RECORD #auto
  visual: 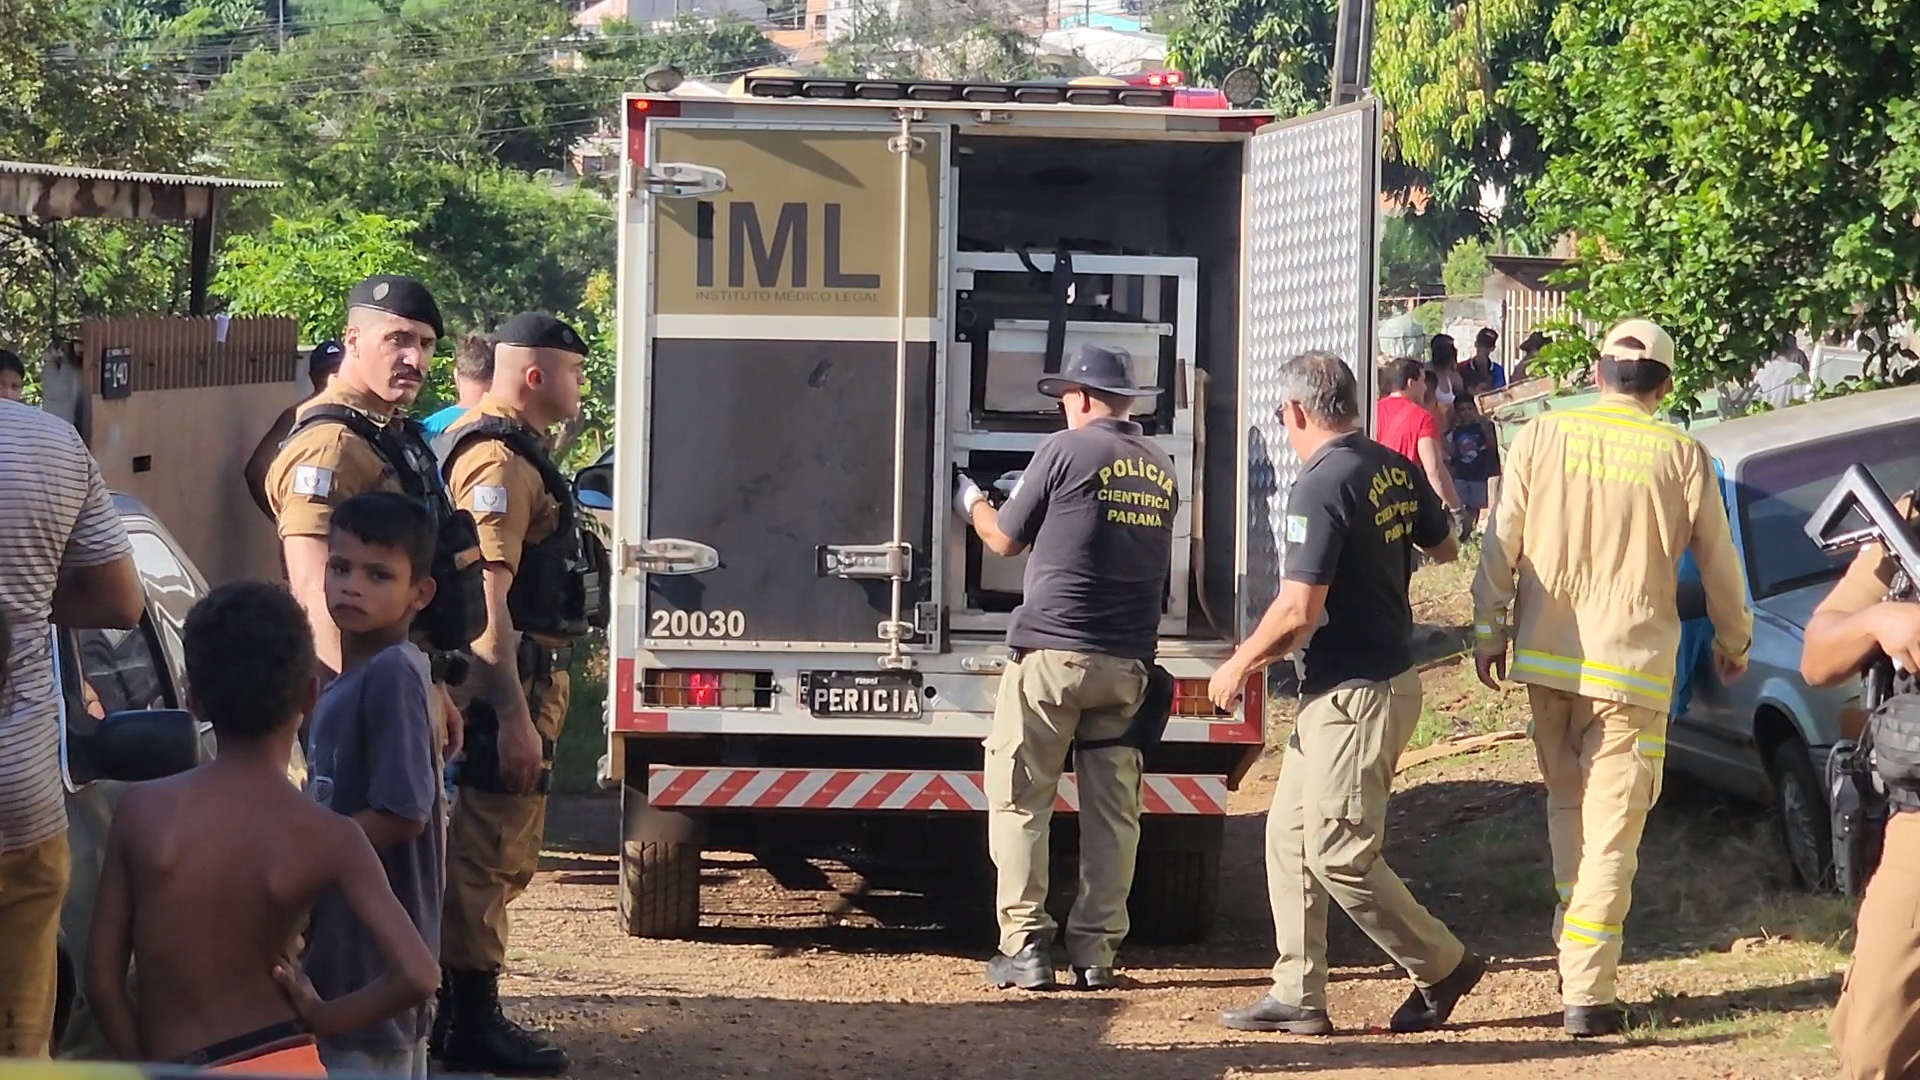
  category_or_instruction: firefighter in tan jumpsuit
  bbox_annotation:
[434,313,590,1076]
[1470,319,1752,1037]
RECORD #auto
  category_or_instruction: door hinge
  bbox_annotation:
[619,538,719,575]
[816,542,913,581]
[640,162,727,198]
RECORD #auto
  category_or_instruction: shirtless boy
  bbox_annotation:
[85,580,438,1072]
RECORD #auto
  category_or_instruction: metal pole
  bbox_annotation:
[188,206,216,316]
[1330,0,1376,105]
[881,110,921,670]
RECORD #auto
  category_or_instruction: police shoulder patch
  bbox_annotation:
[291,465,333,499]
[1284,513,1309,544]
[470,485,509,514]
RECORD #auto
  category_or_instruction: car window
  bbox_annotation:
[127,528,199,671]
[74,620,172,719]
[1738,421,1920,599]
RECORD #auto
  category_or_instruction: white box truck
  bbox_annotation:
[593,73,1384,941]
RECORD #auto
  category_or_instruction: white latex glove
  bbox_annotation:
[992,470,1024,497]
[954,474,986,521]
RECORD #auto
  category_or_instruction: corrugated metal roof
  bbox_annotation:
[0,160,281,190]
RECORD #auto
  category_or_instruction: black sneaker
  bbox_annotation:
[1071,966,1124,991]
[1218,995,1334,1035]
[1564,1003,1628,1038]
[1389,952,1487,1033]
[985,942,1056,991]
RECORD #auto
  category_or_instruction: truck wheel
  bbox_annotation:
[618,757,704,938]
[1771,738,1834,892]
[1127,816,1224,945]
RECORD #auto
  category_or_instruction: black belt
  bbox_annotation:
[518,638,574,674]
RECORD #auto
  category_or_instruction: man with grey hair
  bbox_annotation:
[1210,350,1483,1036]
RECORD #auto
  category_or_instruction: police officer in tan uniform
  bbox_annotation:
[433,313,601,1076]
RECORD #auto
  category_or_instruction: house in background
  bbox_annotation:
[573,0,771,32]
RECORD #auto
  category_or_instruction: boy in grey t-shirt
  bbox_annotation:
[303,492,447,1076]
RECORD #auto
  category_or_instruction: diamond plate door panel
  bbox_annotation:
[1237,99,1383,638]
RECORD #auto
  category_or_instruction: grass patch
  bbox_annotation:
[553,634,609,794]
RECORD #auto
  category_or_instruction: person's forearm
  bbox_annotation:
[1803,606,1890,687]
[285,539,342,678]
[351,809,425,849]
[474,570,530,724]
[967,503,1025,557]
[305,971,439,1039]
[51,559,143,629]
[1233,596,1313,673]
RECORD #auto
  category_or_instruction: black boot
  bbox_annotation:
[440,968,570,1076]
[427,975,455,1060]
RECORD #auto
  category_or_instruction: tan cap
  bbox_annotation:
[1601,319,1676,366]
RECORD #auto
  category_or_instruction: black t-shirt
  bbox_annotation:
[1283,432,1450,694]
[997,417,1178,662]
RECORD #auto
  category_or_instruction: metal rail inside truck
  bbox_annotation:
[597,73,1385,941]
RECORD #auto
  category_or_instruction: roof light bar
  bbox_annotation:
[740,76,1176,108]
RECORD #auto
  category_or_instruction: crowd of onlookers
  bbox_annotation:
[1373,327,1520,540]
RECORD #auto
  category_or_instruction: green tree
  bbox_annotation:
[1441,236,1490,296]
[213,211,429,341]
[584,15,782,81]
[824,0,1046,82]
[1164,0,1332,117]
[1380,212,1445,297]
[1516,0,1920,400]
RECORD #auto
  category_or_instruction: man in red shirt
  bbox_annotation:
[1374,358,1464,527]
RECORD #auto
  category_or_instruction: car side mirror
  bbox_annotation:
[71,709,202,785]
[575,462,614,511]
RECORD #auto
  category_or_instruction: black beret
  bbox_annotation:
[308,340,344,375]
[490,312,587,356]
[346,275,443,338]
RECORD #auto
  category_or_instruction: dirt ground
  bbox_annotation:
[504,557,1849,1079]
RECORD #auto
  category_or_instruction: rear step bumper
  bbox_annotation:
[648,766,1229,814]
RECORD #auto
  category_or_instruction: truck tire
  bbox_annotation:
[1127,817,1224,945]
[618,755,704,939]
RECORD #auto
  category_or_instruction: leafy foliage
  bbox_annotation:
[585,15,783,81]
[824,0,1048,82]
[1441,236,1491,296]
[1517,0,1920,401]
[1380,212,1445,297]
[213,211,429,342]
[1165,0,1332,117]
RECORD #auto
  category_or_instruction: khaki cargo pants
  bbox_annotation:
[1528,686,1665,1006]
[986,649,1148,967]
[1831,810,1920,1079]
[0,831,68,1058]
[1269,669,1465,1009]
[443,667,570,971]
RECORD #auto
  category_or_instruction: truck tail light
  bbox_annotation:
[626,97,681,167]
[1171,678,1231,718]
[642,669,773,708]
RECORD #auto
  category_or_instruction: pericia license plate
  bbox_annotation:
[802,670,924,719]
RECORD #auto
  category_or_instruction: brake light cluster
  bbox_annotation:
[641,669,773,709]
[1171,678,1231,718]
[625,97,682,167]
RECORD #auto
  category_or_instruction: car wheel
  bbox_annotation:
[1772,738,1834,891]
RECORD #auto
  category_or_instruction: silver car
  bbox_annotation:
[1674,386,1920,890]
[51,494,214,1057]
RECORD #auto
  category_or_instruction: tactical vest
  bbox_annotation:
[433,415,610,640]
[1866,491,1920,812]
[286,405,488,654]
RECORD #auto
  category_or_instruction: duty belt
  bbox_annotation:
[517,637,574,676]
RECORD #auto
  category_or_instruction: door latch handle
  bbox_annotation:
[620,538,719,575]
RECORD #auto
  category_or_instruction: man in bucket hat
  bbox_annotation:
[955,343,1178,993]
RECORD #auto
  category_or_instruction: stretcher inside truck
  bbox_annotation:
[600,77,1382,942]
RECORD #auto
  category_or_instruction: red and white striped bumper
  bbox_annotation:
[647,766,1230,815]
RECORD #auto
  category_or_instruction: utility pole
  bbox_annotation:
[1330,0,1374,105]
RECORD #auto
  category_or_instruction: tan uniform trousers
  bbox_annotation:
[1269,669,1464,1010]
[0,831,69,1058]
[1832,810,1920,1080]
[985,649,1148,967]
[443,667,570,971]
[1528,686,1665,1006]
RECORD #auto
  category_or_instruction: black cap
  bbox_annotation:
[490,312,588,356]
[0,347,20,372]
[346,275,443,338]
[308,340,344,376]
[1037,343,1159,400]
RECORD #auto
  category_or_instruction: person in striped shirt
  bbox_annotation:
[0,396,144,1058]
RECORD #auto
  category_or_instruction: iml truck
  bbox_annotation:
[592,71,1384,940]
